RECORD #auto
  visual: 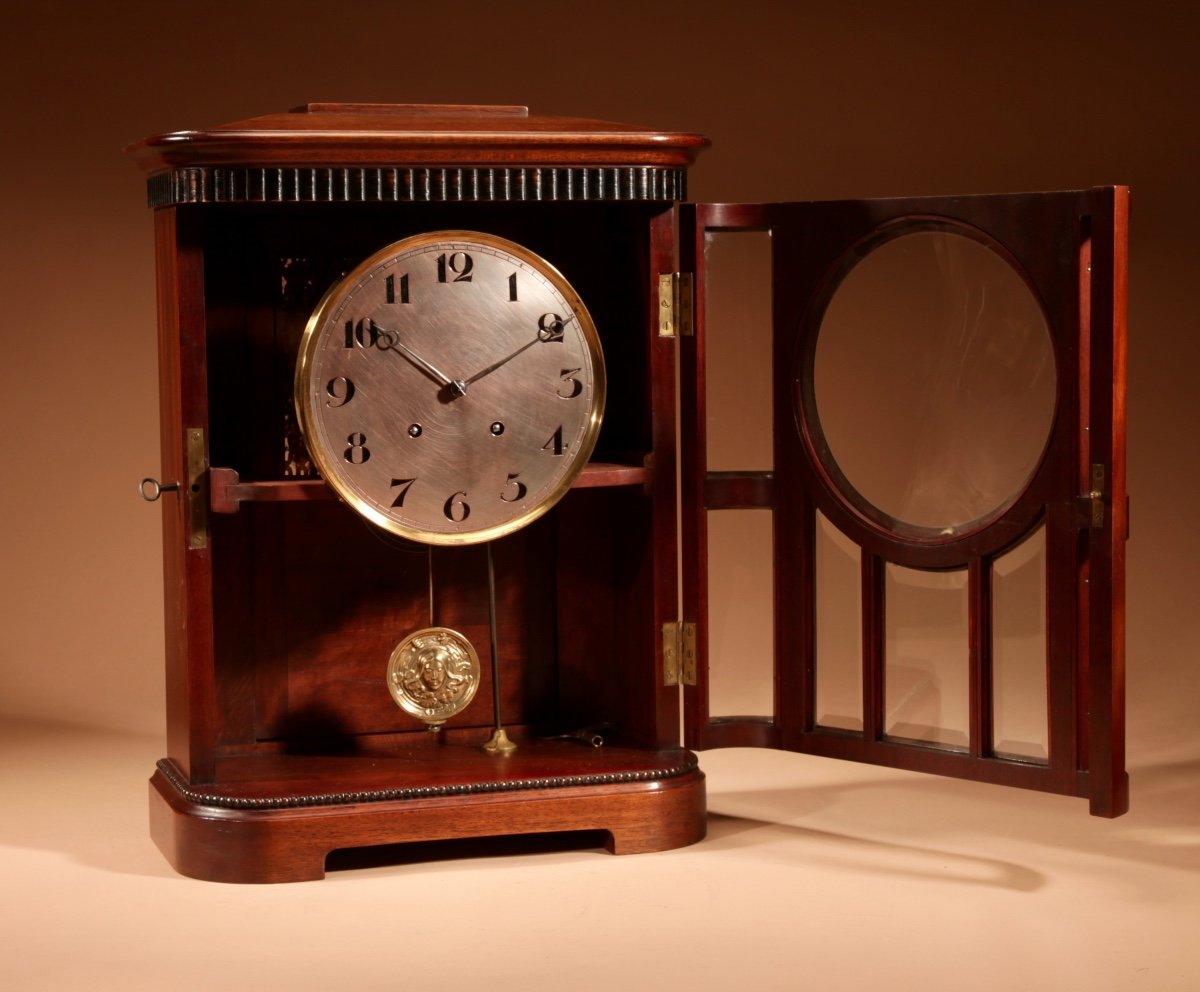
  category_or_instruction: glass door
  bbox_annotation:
[680,190,1128,816]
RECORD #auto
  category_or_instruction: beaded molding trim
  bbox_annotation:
[155,753,699,811]
[147,166,687,208]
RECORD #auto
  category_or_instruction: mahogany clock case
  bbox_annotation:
[198,201,677,751]
[130,105,1127,883]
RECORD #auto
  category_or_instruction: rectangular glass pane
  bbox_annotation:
[885,564,968,749]
[815,511,862,731]
[706,509,774,717]
[702,230,773,472]
[992,527,1049,762]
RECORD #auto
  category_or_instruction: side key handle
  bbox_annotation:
[140,478,181,502]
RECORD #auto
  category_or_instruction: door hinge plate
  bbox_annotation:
[657,272,694,338]
[663,621,697,686]
[1076,462,1106,529]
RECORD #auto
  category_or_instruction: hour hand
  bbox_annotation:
[372,320,466,395]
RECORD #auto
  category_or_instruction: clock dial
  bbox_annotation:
[295,231,606,545]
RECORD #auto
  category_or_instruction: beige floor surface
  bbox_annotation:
[1,719,1196,992]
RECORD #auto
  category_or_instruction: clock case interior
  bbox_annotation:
[205,200,672,753]
[129,105,1127,883]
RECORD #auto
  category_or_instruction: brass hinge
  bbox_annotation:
[1077,463,1106,529]
[185,427,209,549]
[657,272,694,338]
[663,621,697,686]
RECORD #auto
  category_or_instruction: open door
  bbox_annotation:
[679,190,1127,816]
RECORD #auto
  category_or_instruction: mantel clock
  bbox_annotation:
[129,104,1128,883]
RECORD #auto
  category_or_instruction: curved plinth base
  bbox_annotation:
[149,747,706,883]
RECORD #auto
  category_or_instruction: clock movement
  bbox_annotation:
[130,104,1127,883]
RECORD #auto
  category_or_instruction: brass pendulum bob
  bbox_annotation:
[386,546,480,731]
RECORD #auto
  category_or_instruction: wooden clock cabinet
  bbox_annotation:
[129,104,1127,883]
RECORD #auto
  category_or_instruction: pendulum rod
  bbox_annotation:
[427,545,435,627]
[482,541,517,755]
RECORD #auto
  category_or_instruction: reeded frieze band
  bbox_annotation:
[155,754,699,810]
[147,165,688,207]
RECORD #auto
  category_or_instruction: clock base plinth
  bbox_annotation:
[148,746,706,883]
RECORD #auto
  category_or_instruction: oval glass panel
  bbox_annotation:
[813,230,1056,535]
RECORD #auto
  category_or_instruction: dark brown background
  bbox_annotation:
[1,0,1194,773]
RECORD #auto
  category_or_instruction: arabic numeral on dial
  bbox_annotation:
[542,426,564,456]
[443,491,470,522]
[325,376,355,407]
[390,477,416,507]
[436,252,473,283]
[385,273,409,304]
[537,313,564,342]
[501,473,527,503]
[557,368,583,399]
[344,432,370,464]
[508,272,518,301]
[343,318,379,348]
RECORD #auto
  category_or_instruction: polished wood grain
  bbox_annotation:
[208,462,651,513]
[127,103,709,173]
[136,106,705,881]
[1083,186,1130,817]
[150,745,705,883]
[154,207,217,783]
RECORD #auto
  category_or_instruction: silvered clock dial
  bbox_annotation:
[295,231,606,545]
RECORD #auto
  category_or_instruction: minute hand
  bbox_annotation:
[464,314,577,387]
